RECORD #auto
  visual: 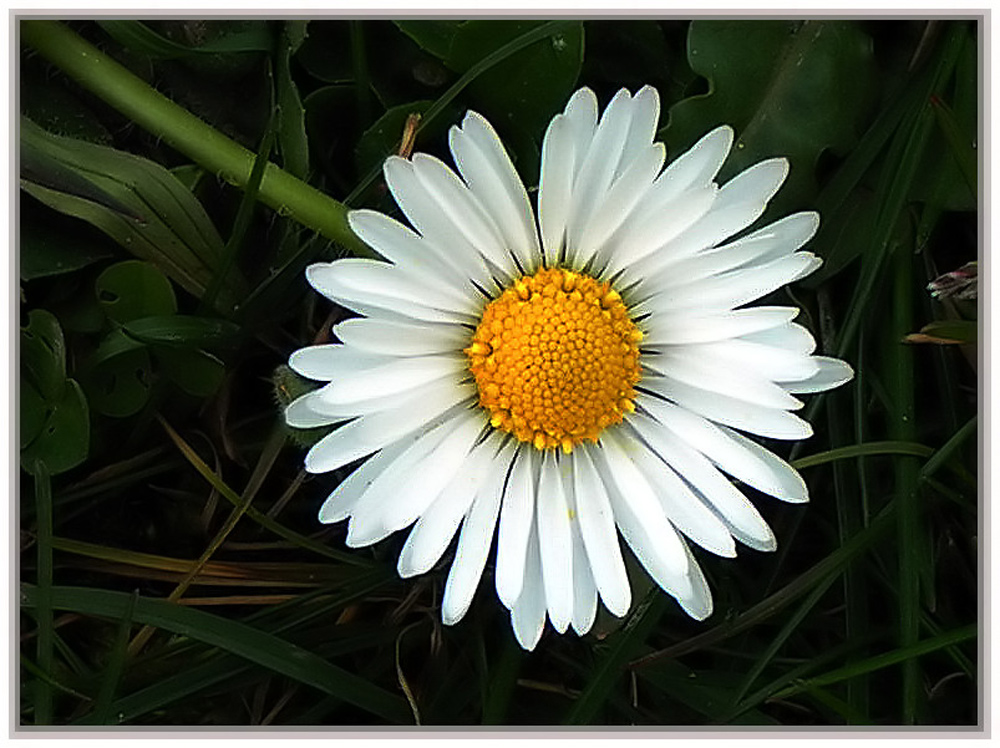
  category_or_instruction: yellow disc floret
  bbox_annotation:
[465,267,642,453]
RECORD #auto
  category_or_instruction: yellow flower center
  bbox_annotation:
[465,267,642,453]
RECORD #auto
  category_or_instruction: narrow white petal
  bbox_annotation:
[396,434,501,577]
[575,143,665,267]
[536,453,574,634]
[704,211,821,270]
[306,261,474,326]
[614,430,737,558]
[288,344,388,382]
[538,114,575,264]
[629,412,776,552]
[285,390,349,428]
[304,385,471,474]
[317,430,424,524]
[676,544,714,621]
[310,377,473,419]
[382,156,498,292]
[640,397,808,502]
[441,443,514,626]
[598,433,689,579]
[347,209,475,293]
[321,355,466,407]
[573,447,631,617]
[333,317,470,357]
[569,524,599,636]
[411,152,516,279]
[673,338,821,384]
[495,448,537,607]
[715,157,789,214]
[644,349,804,411]
[641,307,800,346]
[345,411,483,547]
[743,322,818,355]
[450,112,541,272]
[650,125,734,205]
[510,523,547,650]
[780,356,855,393]
[562,87,599,179]
[617,85,660,175]
[565,88,634,265]
[641,376,813,440]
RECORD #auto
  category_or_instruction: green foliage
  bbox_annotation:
[18,18,978,729]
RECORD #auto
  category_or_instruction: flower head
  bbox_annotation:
[286,85,853,650]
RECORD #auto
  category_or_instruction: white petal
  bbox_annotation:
[629,412,776,552]
[614,430,737,558]
[345,410,483,546]
[641,307,799,346]
[715,157,789,213]
[641,376,813,440]
[396,434,500,577]
[569,524,599,636]
[780,356,855,393]
[651,125,734,205]
[704,211,821,270]
[285,390,349,428]
[573,446,631,617]
[411,152,516,279]
[289,344,388,382]
[306,261,475,326]
[617,85,661,175]
[495,448,537,607]
[450,111,541,272]
[644,349,805,411]
[565,88,634,265]
[382,156,498,292]
[575,143,665,267]
[317,430,424,524]
[333,317,469,357]
[441,442,514,626]
[676,543,714,620]
[303,385,471,474]
[598,433,690,579]
[347,209,475,294]
[743,322,818,355]
[536,453,574,634]
[675,338,821,384]
[509,523,547,650]
[562,87,599,180]
[538,114,575,264]
[320,355,466,407]
[640,397,808,502]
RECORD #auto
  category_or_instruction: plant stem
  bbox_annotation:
[20,20,368,256]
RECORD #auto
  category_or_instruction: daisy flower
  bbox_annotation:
[286,85,854,650]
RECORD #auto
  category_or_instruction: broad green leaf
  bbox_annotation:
[20,118,241,309]
[21,584,413,724]
[97,20,273,59]
[355,100,438,179]
[19,214,112,281]
[446,20,584,140]
[664,20,877,212]
[395,20,462,60]
[20,379,90,475]
[276,22,310,179]
[95,260,178,324]
[123,315,240,348]
[20,379,48,447]
[20,63,111,145]
[21,309,67,402]
[82,347,153,418]
[295,21,352,83]
[155,347,225,397]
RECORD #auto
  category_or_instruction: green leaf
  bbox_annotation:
[20,118,241,309]
[21,309,67,402]
[20,380,48,452]
[21,585,413,724]
[97,20,273,59]
[295,22,353,83]
[82,347,153,418]
[155,347,225,397]
[95,260,178,324]
[123,315,240,348]
[395,20,462,60]
[908,319,977,345]
[19,213,112,281]
[665,20,876,211]
[446,20,584,140]
[355,100,435,179]
[276,22,310,179]
[20,379,90,475]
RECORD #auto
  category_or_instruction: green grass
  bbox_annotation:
[18,18,979,727]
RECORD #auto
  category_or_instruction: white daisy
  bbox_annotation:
[286,85,854,650]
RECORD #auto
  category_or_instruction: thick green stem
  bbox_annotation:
[21,20,368,256]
